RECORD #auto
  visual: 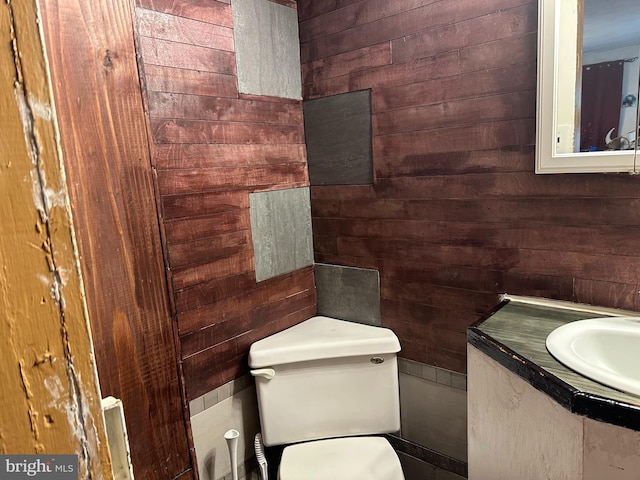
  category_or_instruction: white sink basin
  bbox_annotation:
[546,317,640,398]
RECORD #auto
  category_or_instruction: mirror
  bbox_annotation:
[536,0,640,173]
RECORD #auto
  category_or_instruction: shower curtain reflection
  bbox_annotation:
[580,60,624,151]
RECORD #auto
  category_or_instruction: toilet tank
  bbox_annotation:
[249,316,401,446]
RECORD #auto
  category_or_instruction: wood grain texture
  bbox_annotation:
[178,267,315,335]
[162,190,248,219]
[303,33,537,99]
[157,164,307,194]
[137,8,234,52]
[136,0,233,27]
[151,119,304,145]
[185,303,316,398]
[390,3,537,64]
[154,143,306,169]
[373,62,537,112]
[165,210,250,245]
[135,1,315,400]
[180,287,316,356]
[302,43,392,85]
[38,0,193,478]
[300,0,640,374]
[302,0,532,61]
[139,36,236,74]
[149,92,304,124]
[0,1,110,472]
[144,64,238,98]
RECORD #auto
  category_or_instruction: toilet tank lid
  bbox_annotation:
[249,316,401,368]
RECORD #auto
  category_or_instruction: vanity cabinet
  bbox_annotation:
[467,297,640,479]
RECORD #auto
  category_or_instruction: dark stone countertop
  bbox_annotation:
[468,297,640,431]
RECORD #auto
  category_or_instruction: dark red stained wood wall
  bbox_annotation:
[39,0,194,478]
[135,0,316,401]
[299,0,640,373]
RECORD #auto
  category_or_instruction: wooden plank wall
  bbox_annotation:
[38,0,194,478]
[134,0,316,401]
[299,0,640,373]
[39,0,194,479]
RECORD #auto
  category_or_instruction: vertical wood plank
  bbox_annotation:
[38,0,193,478]
[0,1,111,475]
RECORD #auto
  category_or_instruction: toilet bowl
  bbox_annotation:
[279,436,404,480]
[249,316,405,479]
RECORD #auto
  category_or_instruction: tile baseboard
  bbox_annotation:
[386,433,468,479]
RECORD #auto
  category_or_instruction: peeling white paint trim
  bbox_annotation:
[7,1,104,476]
[28,92,52,121]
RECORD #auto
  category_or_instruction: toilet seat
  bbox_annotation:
[278,436,405,480]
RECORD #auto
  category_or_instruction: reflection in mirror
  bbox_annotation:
[576,0,640,153]
[536,0,640,173]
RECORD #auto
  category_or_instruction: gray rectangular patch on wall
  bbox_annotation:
[304,90,373,185]
[232,0,302,99]
[250,187,313,282]
[315,263,381,326]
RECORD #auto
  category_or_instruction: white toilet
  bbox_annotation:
[249,316,405,480]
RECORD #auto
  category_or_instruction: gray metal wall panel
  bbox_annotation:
[315,263,381,326]
[232,0,302,99]
[250,187,313,282]
[304,90,373,185]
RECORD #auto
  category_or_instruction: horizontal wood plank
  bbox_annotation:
[154,143,306,169]
[148,92,303,125]
[164,210,250,245]
[151,119,304,144]
[373,91,536,136]
[573,279,640,311]
[372,172,640,199]
[373,62,537,113]
[312,195,640,226]
[180,289,316,356]
[169,230,251,268]
[172,251,255,291]
[139,36,236,74]
[184,304,316,399]
[314,218,640,257]
[137,8,234,52]
[297,0,363,22]
[135,0,233,27]
[373,119,535,158]
[390,3,537,64]
[157,164,308,194]
[382,278,498,315]
[374,146,534,177]
[162,190,248,219]
[304,33,537,99]
[178,267,315,334]
[144,64,238,98]
[306,0,532,59]
[299,0,433,43]
[302,43,392,84]
[176,271,257,314]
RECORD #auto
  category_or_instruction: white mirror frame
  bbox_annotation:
[536,0,637,174]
